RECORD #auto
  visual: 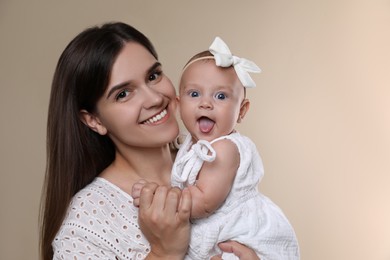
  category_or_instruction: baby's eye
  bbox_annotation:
[189,91,200,98]
[216,92,226,100]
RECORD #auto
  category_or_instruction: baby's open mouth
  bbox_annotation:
[198,116,215,133]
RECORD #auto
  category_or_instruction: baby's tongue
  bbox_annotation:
[198,117,215,133]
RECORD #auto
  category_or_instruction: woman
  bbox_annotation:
[40,22,259,259]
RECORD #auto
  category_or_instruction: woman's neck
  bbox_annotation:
[99,144,173,194]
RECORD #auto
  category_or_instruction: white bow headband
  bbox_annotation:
[183,37,261,88]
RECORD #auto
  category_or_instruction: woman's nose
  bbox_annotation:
[142,86,164,109]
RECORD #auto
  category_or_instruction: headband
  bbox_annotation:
[183,37,261,88]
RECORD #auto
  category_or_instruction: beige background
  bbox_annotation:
[1,1,389,259]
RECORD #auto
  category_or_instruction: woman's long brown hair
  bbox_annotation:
[39,22,158,260]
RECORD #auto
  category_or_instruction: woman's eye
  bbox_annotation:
[116,90,129,101]
[190,91,200,98]
[216,93,226,100]
[149,71,162,81]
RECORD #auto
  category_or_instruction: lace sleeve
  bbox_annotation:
[53,179,151,259]
[52,224,118,260]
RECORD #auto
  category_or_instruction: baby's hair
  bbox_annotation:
[182,50,213,69]
[180,50,247,98]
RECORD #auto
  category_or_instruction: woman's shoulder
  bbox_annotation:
[54,178,149,258]
[74,177,132,201]
[64,177,137,223]
[58,177,141,237]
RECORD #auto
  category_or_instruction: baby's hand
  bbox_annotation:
[131,179,148,207]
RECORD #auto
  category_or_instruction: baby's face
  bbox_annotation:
[178,60,246,142]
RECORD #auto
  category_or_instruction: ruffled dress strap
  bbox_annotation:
[171,134,216,188]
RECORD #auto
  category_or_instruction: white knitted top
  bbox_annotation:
[53,177,150,260]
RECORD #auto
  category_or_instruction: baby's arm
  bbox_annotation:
[132,139,239,218]
[188,139,239,218]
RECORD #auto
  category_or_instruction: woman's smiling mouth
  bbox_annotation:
[142,109,168,125]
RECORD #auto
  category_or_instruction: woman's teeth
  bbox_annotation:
[143,109,167,124]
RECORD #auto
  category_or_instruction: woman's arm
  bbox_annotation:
[187,139,239,218]
[138,182,192,260]
[53,230,121,259]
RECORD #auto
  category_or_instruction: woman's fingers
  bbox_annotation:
[217,241,260,260]
[138,182,158,211]
[178,188,192,221]
[139,184,191,220]
[131,179,148,207]
[137,184,191,258]
[164,187,181,218]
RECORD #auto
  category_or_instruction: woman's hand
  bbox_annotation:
[131,179,147,207]
[138,182,192,259]
[211,241,260,260]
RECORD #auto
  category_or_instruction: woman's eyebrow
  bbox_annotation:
[106,62,162,99]
[148,62,162,74]
[106,81,130,99]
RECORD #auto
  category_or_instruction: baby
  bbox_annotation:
[136,37,300,260]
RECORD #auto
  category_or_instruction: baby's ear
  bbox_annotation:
[79,109,108,135]
[237,99,250,123]
[176,96,181,112]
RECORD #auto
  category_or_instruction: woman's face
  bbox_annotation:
[94,42,179,149]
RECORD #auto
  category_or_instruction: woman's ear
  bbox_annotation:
[237,99,250,123]
[79,109,108,135]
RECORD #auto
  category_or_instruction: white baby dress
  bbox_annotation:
[171,132,300,260]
